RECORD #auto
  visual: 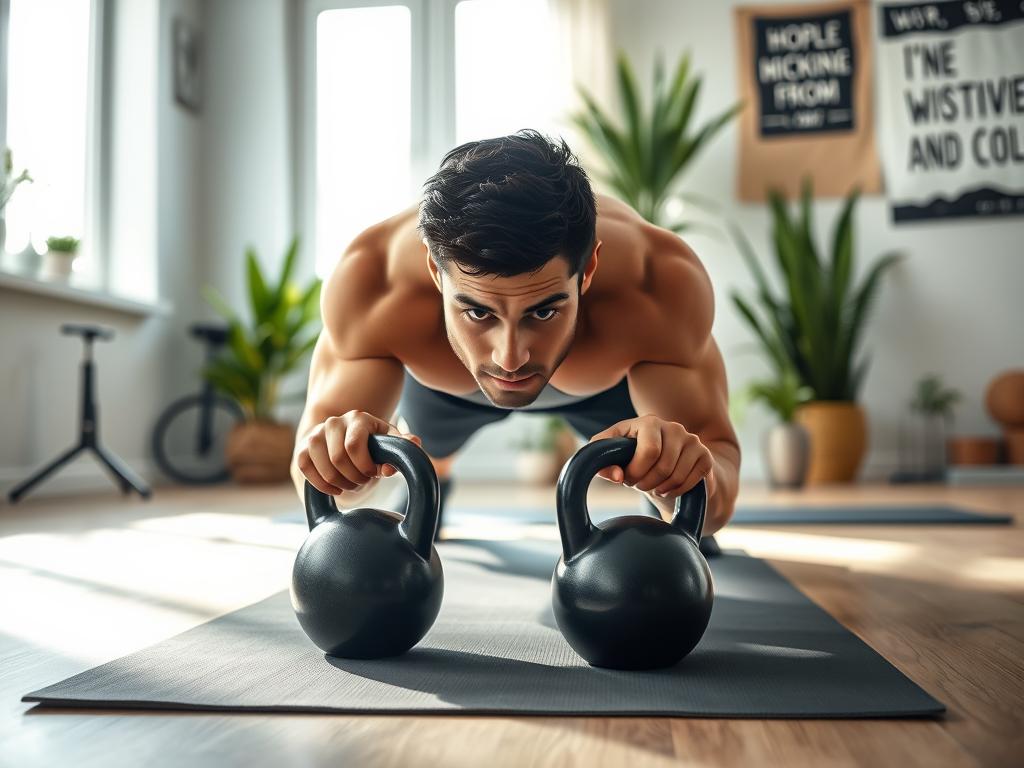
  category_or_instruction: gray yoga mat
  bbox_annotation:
[23,539,944,718]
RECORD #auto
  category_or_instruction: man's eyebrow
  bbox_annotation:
[453,292,570,314]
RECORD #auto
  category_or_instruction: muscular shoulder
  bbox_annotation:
[630,230,715,367]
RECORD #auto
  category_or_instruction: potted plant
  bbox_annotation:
[1,148,34,267]
[202,236,322,484]
[729,179,903,484]
[732,366,814,488]
[570,49,740,233]
[512,416,574,485]
[42,236,80,281]
[892,374,961,482]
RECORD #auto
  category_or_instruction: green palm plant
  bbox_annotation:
[201,236,322,422]
[729,179,903,402]
[570,49,741,231]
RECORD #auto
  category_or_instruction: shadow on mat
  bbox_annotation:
[321,623,847,705]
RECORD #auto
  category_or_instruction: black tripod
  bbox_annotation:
[7,324,152,503]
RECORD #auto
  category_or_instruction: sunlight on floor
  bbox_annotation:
[715,529,919,568]
[958,556,1024,589]
[0,513,303,660]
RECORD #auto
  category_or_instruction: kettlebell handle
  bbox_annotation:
[302,434,440,560]
[555,436,707,560]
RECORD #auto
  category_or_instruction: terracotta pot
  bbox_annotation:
[793,401,867,484]
[1003,430,1024,465]
[946,436,1002,465]
[985,370,1024,428]
[225,420,296,483]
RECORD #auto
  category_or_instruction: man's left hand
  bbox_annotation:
[589,414,717,500]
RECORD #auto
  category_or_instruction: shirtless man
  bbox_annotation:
[291,130,740,548]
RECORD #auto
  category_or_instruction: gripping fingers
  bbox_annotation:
[655,444,713,497]
[304,438,360,494]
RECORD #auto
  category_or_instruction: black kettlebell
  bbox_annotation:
[290,434,444,659]
[551,436,714,670]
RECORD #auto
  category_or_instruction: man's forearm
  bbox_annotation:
[644,440,740,535]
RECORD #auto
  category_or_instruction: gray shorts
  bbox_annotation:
[396,369,639,459]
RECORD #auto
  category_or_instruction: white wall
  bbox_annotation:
[599,0,1023,481]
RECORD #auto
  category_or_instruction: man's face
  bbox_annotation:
[425,239,601,408]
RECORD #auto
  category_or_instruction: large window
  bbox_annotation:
[307,0,563,279]
[1,0,99,286]
[454,0,558,145]
[314,4,412,278]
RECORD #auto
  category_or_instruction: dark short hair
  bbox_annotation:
[417,129,597,287]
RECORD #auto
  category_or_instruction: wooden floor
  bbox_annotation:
[1,478,1022,767]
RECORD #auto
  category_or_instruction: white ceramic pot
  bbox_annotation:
[516,451,561,486]
[762,422,810,488]
[41,250,76,280]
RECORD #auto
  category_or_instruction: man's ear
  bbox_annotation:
[424,240,443,293]
[579,239,602,295]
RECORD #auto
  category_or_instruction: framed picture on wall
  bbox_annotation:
[173,17,201,114]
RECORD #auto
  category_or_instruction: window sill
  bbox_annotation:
[0,267,173,318]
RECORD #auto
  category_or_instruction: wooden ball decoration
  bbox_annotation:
[985,370,1024,428]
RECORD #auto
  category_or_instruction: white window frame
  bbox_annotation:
[0,0,108,292]
[296,0,458,276]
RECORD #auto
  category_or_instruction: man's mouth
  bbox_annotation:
[487,373,538,390]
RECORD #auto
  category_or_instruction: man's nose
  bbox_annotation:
[491,327,529,374]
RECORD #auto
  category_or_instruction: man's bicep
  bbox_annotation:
[627,336,737,445]
[298,329,405,438]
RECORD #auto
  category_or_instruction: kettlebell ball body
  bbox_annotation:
[290,434,444,659]
[552,437,714,670]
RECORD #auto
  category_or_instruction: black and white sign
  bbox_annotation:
[878,0,1024,222]
[753,10,857,136]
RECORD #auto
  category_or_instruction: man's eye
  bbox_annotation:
[532,308,558,321]
[465,308,491,321]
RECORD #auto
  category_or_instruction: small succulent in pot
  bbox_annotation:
[41,235,81,280]
[46,235,80,254]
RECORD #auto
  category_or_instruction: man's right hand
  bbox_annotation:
[294,410,422,496]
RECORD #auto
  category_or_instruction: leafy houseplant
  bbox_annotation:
[570,49,740,233]
[202,236,322,483]
[730,179,904,483]
[41,235,81,281]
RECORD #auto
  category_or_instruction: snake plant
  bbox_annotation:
[201,236,322,422]
[729,180,903,402]
[570,49,740,231]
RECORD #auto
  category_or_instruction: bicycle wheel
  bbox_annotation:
[152,393,245,484]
